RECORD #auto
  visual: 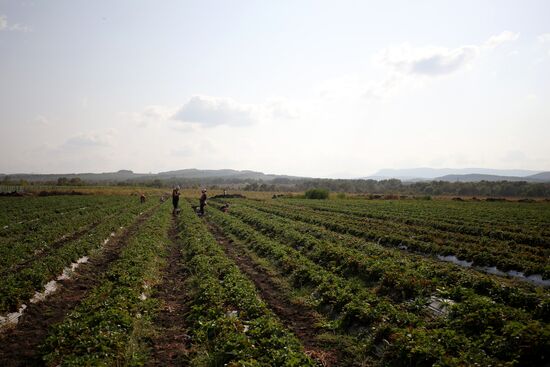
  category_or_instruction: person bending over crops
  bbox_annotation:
[140,193,146,204]
[172,186,180,214]
[199,188,207,216]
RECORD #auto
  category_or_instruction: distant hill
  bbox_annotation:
[367,168,542,181]
[156,169,300,181]
[435,174,531,182]
[527,171,550,181]
[1,169,303,183]
[1,170,151,183]
[3,168,549,184]
[435,172,550,183]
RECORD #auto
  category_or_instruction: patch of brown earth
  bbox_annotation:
[206,220,340,367]
[0,206,159,367]
[146,217,191,366]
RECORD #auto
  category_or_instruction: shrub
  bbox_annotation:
[304,188,329,199]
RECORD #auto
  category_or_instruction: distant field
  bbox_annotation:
[0,185,167,196]
[0,192,549,366]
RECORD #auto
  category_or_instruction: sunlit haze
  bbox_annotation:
[1,0,549,178]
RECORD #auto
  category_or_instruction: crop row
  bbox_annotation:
[41,204,170,366]
[177,200,316,366]
[285,198,550,247]
[0,196,151,273]
[221,201,549,319]
[275,201,549,273]
[0,196,115,227]
[243,199,550,278]
[0,195,131,239]
[0,196,83,225]
[276,198,550,253]
[315,198,550,230]
[207,203,550,366]
[0,201,156,314]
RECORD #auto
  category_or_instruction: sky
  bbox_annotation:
[1,0,549,178]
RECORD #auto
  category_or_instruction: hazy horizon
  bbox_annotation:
[1,1,549,178]
[1,166,547,181]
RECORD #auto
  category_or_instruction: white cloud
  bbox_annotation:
[484,31,519,48]
[314,75,365,101]
[376,44,479,77]
[125,105,178,127]
[34,115,50,126]
[0,14,31,32]
[8,23,30,32]
[0,15,7,30]
[361,31,520,100]
[173,95,257,127]
[141,105,174,121]
[265,99,299,119]
[62,130,117,149]
[375,31,518,79]
[362,75,406,100]
[171,95,297,127]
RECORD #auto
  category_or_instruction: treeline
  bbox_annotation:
[245,179,550,197]
[285,179,550,197]
[0,177,86,186]
[2,176,550,197]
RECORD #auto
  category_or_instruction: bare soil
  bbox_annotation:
[206,220,340,367]
[146,217,191,366]
[0,206,158,367]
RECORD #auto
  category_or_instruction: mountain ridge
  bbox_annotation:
[433,173,548,183]
[1,168,549,183]
[366,168,543,180]
[0,169,304,183]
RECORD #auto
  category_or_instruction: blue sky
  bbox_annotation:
[1,0,549,177]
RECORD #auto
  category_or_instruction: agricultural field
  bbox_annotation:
[0,192,549,366]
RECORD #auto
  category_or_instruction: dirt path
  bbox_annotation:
[146,216,191,366]
[0,206,159,367]
[206,220,340,367]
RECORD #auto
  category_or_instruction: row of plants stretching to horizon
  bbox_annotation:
[208,198,550,365]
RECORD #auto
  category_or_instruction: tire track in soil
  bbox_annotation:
[206,220,340,367]
[146,216,191,366]
[0,206,159,367]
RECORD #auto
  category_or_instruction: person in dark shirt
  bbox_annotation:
[172,186,180,215]
[199,188,207,216]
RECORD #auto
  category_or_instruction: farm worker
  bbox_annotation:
[221,203,229,213]
[140,193,146,204]
[172,186,180,214]
[199,188,207,216]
